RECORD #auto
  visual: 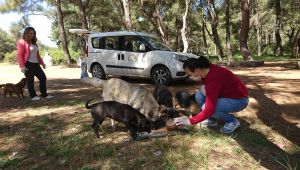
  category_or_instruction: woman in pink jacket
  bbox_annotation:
[17,27,53,101]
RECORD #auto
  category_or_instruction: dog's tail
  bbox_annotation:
[81,77,105,88]
[85,98,95,109]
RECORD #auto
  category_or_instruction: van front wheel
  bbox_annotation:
[151,66,171,85]
[92,64,106,79]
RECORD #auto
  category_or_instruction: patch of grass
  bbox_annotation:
[0,151,7,158]
[163,133,210,169]
[1,75,299,170]
[81,166,97,170]
[234,127,271,148]
[165,160,176,170]
[273,153,299,170]
[0,158,19,169]
[233,146,243,155]
[92,145,116,158]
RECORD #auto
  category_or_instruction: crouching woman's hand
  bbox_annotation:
[174,116,191,126]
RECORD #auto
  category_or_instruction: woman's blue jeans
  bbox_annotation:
[195,91,249,123]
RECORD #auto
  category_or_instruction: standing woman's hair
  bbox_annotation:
[22,27,37,45]
[183,56,211,71]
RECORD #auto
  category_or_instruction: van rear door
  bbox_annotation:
[69,28,90,56]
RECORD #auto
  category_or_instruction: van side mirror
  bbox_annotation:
[139,44,146,51]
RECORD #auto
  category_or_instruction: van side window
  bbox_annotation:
[104,37,120,50]
[124,36,145,52]
[92,37,101,49]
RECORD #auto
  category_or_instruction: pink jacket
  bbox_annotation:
[17,39,44,68]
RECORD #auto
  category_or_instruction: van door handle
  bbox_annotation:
[118,54,120,60]
[122,54,124,60]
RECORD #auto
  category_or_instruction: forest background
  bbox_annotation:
[0,0,299,65]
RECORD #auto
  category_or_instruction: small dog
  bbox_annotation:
[85,98,151,140]
[152,84,180,118]
[0,78,27,99]
[151,84,180,129]
[175,91,200,116]
[152,84,173,108]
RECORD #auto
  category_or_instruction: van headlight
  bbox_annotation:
[172,54,189,62]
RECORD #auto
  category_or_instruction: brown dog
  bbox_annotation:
[0,78,27,99]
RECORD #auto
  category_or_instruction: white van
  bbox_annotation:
[70,29,198,84]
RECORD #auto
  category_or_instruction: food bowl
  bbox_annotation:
[166,119,179,131]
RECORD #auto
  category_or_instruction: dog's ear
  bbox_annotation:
[159,105,167,113]
[21,78,27,85]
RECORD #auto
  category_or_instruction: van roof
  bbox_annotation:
[88,31,155,37]
[69,29,156,37]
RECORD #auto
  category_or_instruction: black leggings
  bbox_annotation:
[24,62,48,98]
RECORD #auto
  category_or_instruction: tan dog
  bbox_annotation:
[0,78,27,99]
[81,77,163,120]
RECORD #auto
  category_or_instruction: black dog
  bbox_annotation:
[152,84,180,118]
[153,84,173,108]
[175,91,200,116]
[85,99,151,140]
[152,85,180,129]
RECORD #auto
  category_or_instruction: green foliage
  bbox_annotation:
[262,44,276,55]
[3,50,17,64]
[0,29,15,61]
[0,158,19,169]
[9,20,28,42]
[48,48,80,65]
[253,54,293,61]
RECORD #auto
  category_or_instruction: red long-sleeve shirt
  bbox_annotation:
[189,64,248,125]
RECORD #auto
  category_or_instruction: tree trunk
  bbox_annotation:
[140,0,168,44]
[282,24,295,46]
[56,0,72,64]
[292,29,300,58]
[201,19,208,54]
[175,18,180,52]
[153,0,168,44]
[274,0,283,55]
[255,0,261,56]
[76,0,89,30]
[122,0,133,31]
[240,0,252,61]
[181,0,190,53]
[207,0,223,61]
[225,0,232,64]
[265,31,268,45]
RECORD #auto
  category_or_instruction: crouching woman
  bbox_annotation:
[174,56,249,133]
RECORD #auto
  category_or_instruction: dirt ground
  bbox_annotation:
[0,61,299,169]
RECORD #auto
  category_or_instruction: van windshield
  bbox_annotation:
[141,36,172,51]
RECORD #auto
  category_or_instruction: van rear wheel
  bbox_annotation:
[151,66,171,85]
[92,64,106,79]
